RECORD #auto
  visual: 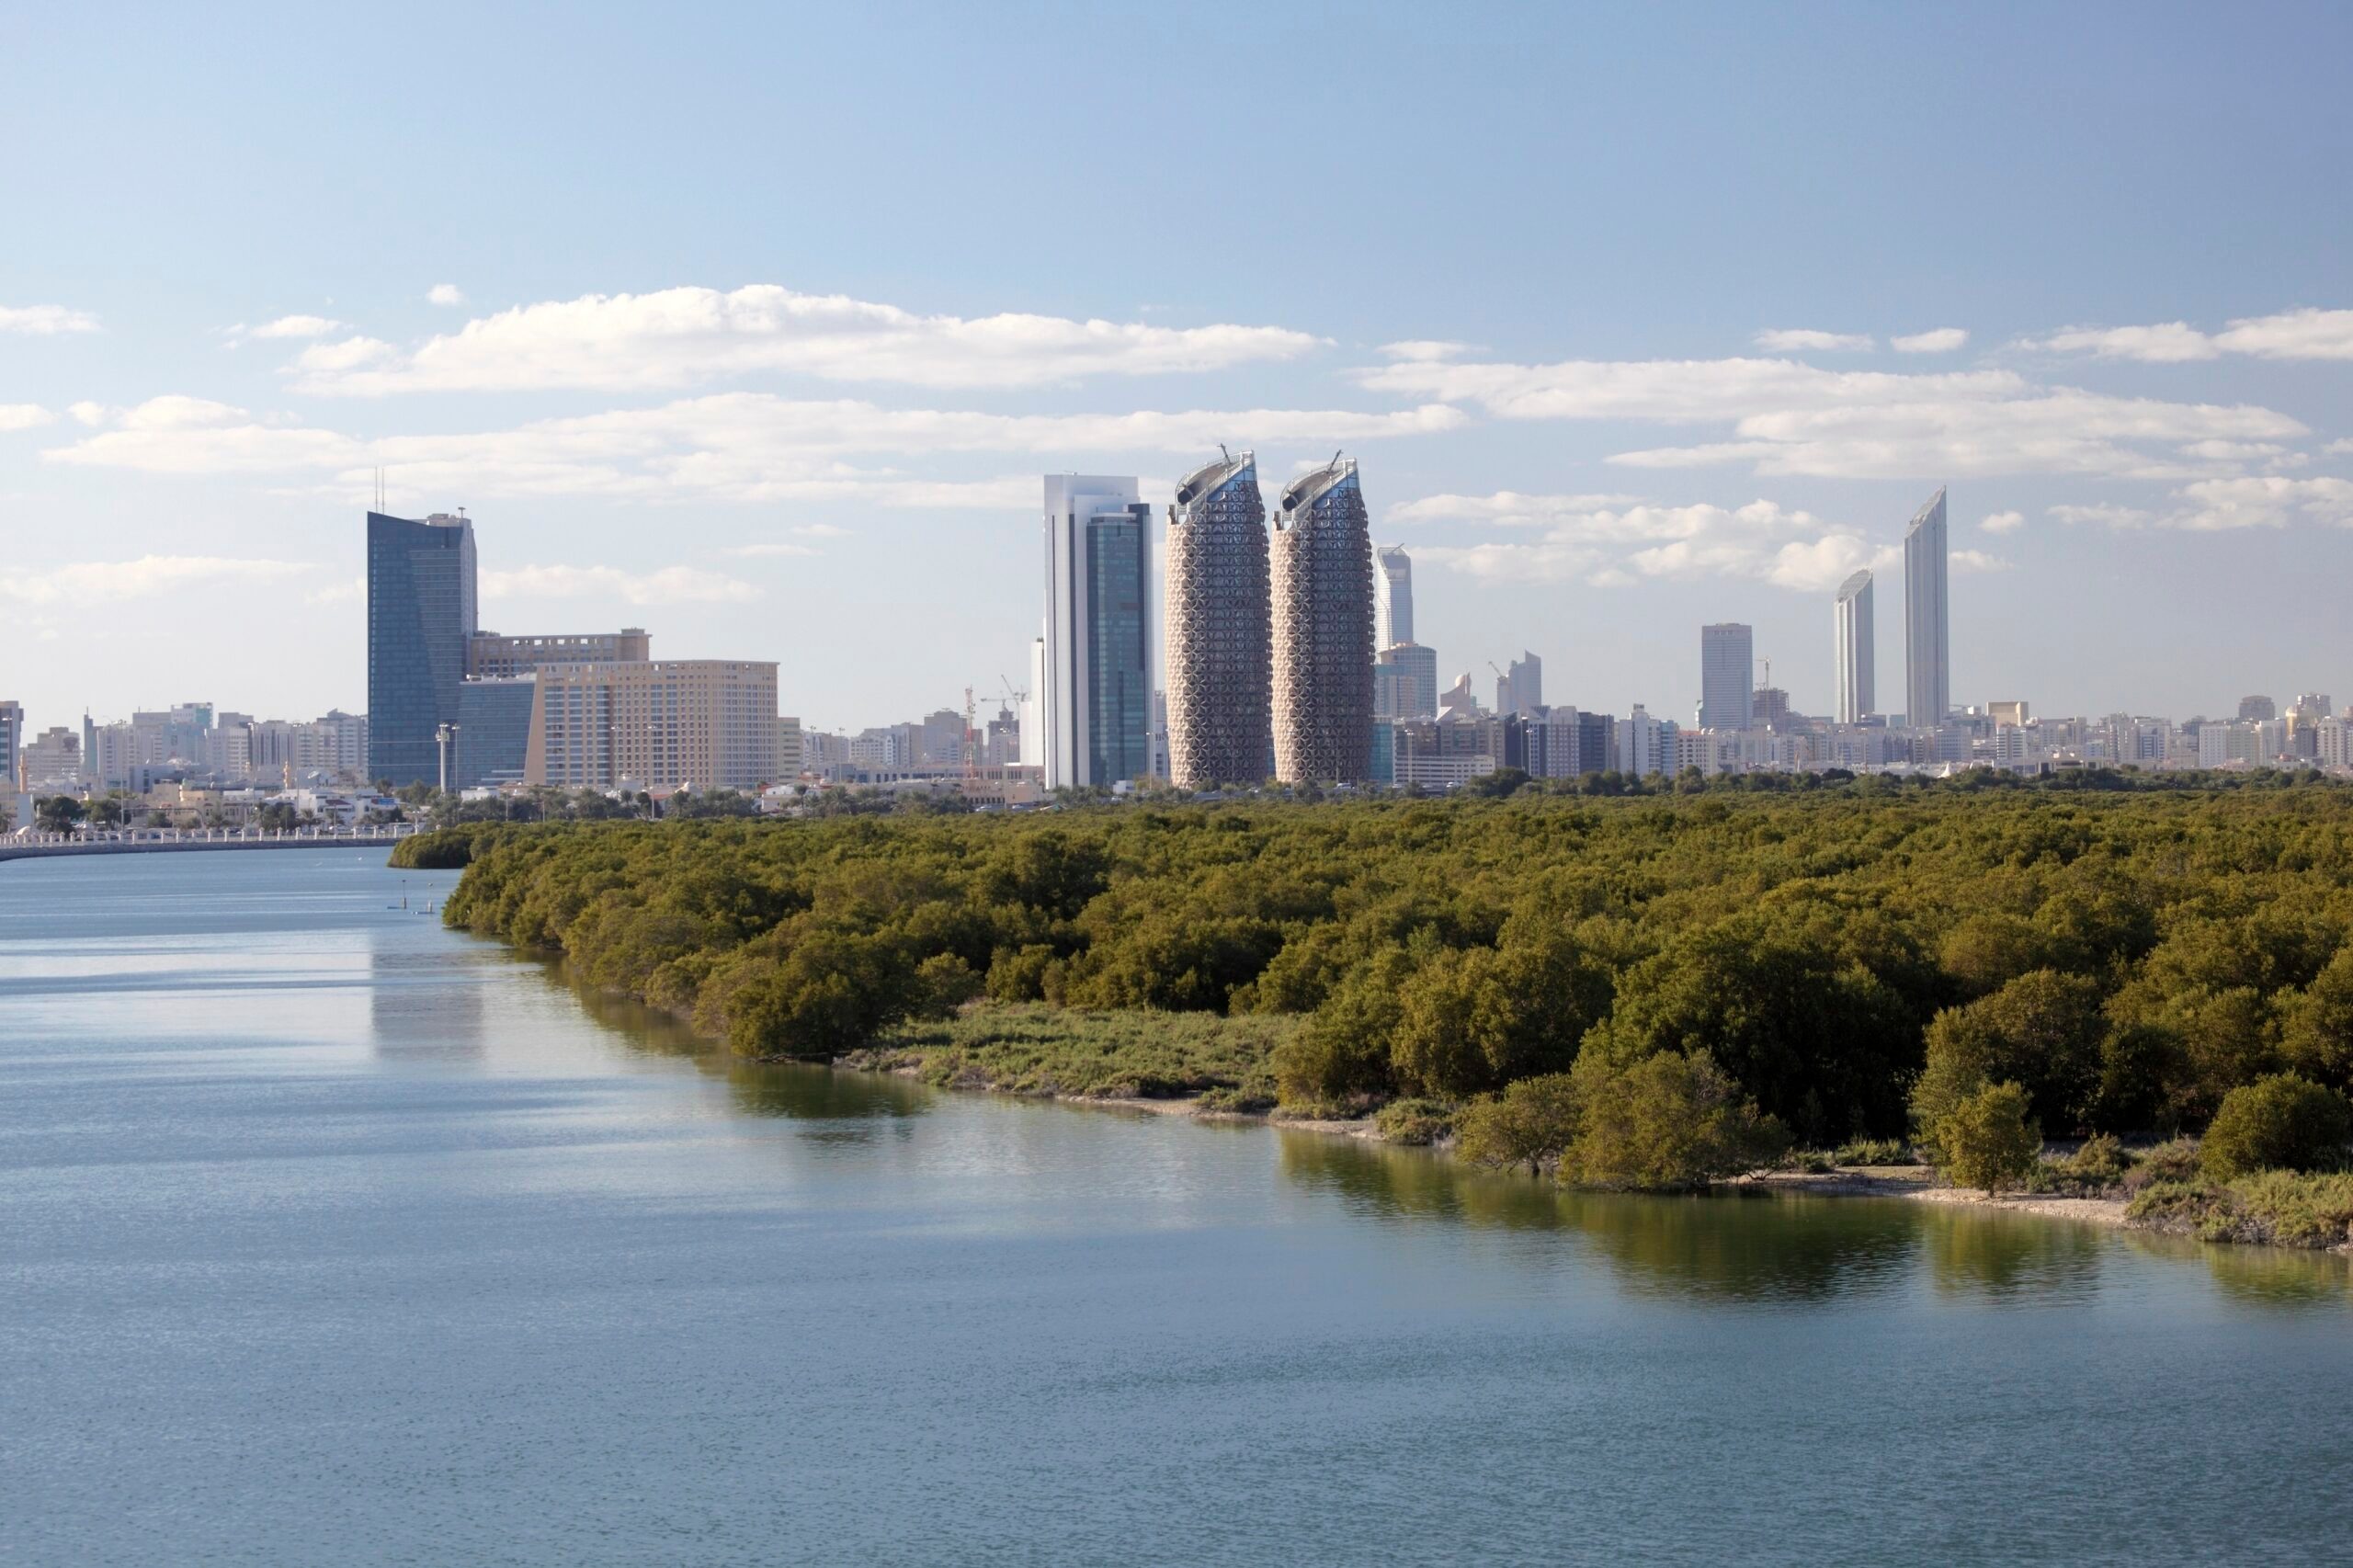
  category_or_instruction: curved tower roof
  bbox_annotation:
[1836,568,1873,602]
[1164,450,1272,788]
[1270,457,1374,783]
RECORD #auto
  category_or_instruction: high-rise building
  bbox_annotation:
[1271,457,1375,782]
[1374,545,1415,649]
[526,660,779,793]
[453,677,538,790]
[2238,694,2278,722]
[1904,487,1949,727]
[1375,642,1439,722]
[0,700,20,790]
[1699,623,1754,730]
[23,727,79,790]
[1497,651,1541,716]
[1164,450,1273,788]
[467,628,650,678]
[1834,569,1875,724]
[368,510,478,786]
[777,716,804,780]
[1041,477,1154,789]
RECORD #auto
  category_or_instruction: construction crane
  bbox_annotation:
[962,686,979,779]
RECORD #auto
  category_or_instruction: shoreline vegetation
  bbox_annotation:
[398,776,2353,1252]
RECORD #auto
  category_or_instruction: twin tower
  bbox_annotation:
[1165,451,1374,788]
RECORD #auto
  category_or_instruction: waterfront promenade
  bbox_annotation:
[0,824,421,864]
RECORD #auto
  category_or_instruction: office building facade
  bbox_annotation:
[467,627,650,679]
[1164,450,1273,788]
[1041,477,1154,789]
[1271,457,1375,782]
[1904,487,1949,727]
[526,660,779,793]
[367,510,477,786]
[453,676,538,790]
[1834,569,1875,724]
[0,700,19,791]
[1699,622,1754,731]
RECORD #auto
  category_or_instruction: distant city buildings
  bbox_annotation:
[528,660,779,793]
[0,700,20,792]
[1041,475,1154,790]
[1271,456,1375,782]
[1374,544,1415,650]
[1164,450,1273,788]
[1904,487,1949,727]
[1497,652,1541,717]
[1834,569,1874,724]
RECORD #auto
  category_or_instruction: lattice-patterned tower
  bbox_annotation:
[1165,450,1273,788]
[1271,457,1375,783]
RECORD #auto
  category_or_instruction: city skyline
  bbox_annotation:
[5,9,2352,734]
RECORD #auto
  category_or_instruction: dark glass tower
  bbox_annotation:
[1041,477,1153,788]
[366,511,477,786]
[1165,450,1272,788]
[1271,458,1375,783]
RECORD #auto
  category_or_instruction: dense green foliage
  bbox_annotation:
[2198,1074,2353,1178]
[1552,1050,1789,1189]
[431,784,2353,1151]
[842,1002,1292,1100]
[1936,1081,2043,1196]
[2127,1169,2353,1247]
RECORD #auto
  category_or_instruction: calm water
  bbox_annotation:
[2,851,2349,1566]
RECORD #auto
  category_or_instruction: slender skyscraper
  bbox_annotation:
[1041,476,1153,790]
[1373,545,1415,650]
[1271,457,1375,782]
[367,510,478,786]
[1698,622,1754,730]
[1834,569,1875,724]
[1165,450,1273,788]
[1904,487,1949,727]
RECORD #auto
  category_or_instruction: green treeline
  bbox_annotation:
[414,783,2353,1150]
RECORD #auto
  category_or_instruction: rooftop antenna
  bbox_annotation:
[1331,449,1344,470]
[1219,442,1231,463]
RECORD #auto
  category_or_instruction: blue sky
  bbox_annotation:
[5,2,2350,736]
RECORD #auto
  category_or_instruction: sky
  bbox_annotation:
[4,1,2351,738]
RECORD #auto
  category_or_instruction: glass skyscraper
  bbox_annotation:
[453,676,537,790]
[1834,569,1876,724]
[1904,487,1949,728]
[1698,622,1754,730]
[367,511,477,786]
[1041,477,1153,789]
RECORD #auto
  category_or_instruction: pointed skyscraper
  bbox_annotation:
[1904,487,1949,728]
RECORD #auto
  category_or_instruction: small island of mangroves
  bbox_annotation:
[400,773,2353,1248]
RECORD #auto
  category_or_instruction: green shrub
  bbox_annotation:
[2200,1073,2353,1179]
[2120,1137,2200,1195]
[1194,1085,1278,1115]
[1374,1097,1457,1146]
[1936,1081,2041,1197]
[2127,1171,2353,1248]
[1830,1137,1916,1167]
[2063,1132,2129,1187]
[1453,1074,1580,1175]
[1554,1050,1790,1191]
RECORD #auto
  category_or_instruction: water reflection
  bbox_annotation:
[2125,1230,2353,1308]
[560,969,933,1126]
[367,937,486,1062]
[1279,1132,1920,1302]
[1919,1207,2104,1304]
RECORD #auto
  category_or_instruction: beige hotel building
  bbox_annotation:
[526,660,780,793]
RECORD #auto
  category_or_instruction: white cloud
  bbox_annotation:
[482,564,761,604]
[1950,548,2011,573]
[304,576,363,606]
[426,284,466,307]
[2167,476,2353,531]
[1400,492,1888,592]
[0,404,53,433]
[0,554,316,607]
[251,314,345,339]
[793,522,850,538]
[0,304,99,335]
[722,542,821,558]
[1980,509,2025,534]
[43,392,1461,509]
[1892,328,1968,354]
[67,401,110,426]
[292,283,1325,393]
[1755,328,1873,352]
[2049,503,2154,529]
[1379,340,1481,361]
[292,335,397,373]
[2328,438,2353,455]
[1358,351,2308,480]
[2034,307,2353,364]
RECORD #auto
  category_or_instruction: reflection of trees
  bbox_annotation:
[2126,1230,2353,1310]
[562,963,931,1124]
[1922,1208,2103,1301]
[1279,1132,1922,1302]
